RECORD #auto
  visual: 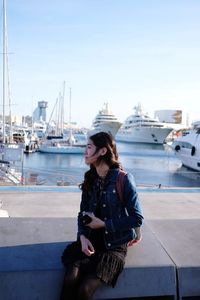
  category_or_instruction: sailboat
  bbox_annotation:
[38,87,86,154]
[0,0,23,185]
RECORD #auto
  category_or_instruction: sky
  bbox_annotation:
[0,0,200,127]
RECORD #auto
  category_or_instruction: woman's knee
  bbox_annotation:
[77,278,102,300]
[63,265,79,287]
[77,281,91,300]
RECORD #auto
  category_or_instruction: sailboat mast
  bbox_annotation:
[2,0,6,144]
[68,87,73,146]
[61,81,66,134]
[69,87,72,125]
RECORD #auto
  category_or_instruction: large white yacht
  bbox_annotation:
[172,121,200,171]
[90,103,122,137]
[116,103,173,144]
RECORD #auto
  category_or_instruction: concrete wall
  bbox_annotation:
[0,219,177,300]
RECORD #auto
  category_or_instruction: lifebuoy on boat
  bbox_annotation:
[191,146,196,156]
[175,145,180,151]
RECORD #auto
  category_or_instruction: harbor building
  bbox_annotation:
[32,101,48,123]
[154,109,182,124]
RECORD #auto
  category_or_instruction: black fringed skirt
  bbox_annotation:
[61,231,127,287]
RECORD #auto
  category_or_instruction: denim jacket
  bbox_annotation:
[77,169,143,250]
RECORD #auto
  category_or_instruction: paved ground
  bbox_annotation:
[0,186,200,219]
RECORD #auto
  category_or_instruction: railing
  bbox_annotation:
[0,164,22,185]
[1,165,199,188]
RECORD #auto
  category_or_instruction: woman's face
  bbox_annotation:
[84,139,100,165]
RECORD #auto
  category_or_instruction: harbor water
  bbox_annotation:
[22,142,200,188]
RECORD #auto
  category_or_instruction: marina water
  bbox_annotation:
[22,142,200,188]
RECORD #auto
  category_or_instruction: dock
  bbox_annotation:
[0,186,200,299]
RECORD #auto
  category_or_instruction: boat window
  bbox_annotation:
[196,129,200,134]
[182,131,190,136]
[180,142,192,149]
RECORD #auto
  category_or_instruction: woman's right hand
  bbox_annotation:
[80,235,95,256]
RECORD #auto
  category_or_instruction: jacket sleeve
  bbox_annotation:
[77,189,91,239]
[105,173,143,232]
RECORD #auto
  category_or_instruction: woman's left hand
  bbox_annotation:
[84,212,105,229]
[127,228,142,246]
[127,239,141,247]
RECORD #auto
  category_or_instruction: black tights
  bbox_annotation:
[60,265,103,300]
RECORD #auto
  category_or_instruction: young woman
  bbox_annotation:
[60,131,143,300]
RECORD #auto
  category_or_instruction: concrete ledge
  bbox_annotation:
[95,222,176,299]
[1,189,200,299]
[148,219,200,300]
[0,218,177,300]
[0,242,65,272]
[0,271,64,300]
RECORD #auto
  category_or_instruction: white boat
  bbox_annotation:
[39,143,85,154]
[0,1,24,185]
[90,103,122,137]
[172,121,200,171]
[38,131,86,154]
[116,103,173,144]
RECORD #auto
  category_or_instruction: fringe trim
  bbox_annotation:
[96,252,124,287]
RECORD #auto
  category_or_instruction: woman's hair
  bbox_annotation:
[81,131,122,191]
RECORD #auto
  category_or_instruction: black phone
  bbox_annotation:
[81,214,92,225]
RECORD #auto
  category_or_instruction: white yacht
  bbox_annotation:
[90,103,122,137]
[116,104,173,144]
[172,121,200,171]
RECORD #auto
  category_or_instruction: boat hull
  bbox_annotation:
[116,127,172,144]
[176,152,200,171]
[38,146,85,154]
[172,130,200,171]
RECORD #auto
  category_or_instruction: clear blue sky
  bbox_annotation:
[1,0,200,127]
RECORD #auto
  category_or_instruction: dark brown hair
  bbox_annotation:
[81,132,122,191]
